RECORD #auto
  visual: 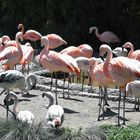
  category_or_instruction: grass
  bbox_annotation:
[0,119,140,140]
[100,124,140,140]
[0,119,106,140]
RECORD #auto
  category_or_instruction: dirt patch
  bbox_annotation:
[0,62,139,129]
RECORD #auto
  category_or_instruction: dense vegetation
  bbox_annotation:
[0,0,140,52]
[0,120,140,140]
[0,120,106,140]
[101,124,140,140]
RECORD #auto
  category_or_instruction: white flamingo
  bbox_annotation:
[0,70,37,95]
[4,92,34,123]
[42,92,64,128]
[112,47,128,57]
[126,80,140,110]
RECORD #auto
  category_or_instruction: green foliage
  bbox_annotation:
[101,124,140,140]
[0,120,107,140]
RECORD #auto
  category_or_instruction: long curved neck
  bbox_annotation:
[103,48,113,78]
[15,33,23,61]
[47,93,55,107]
[127,44,134,58]
[22,74,36,92]
[39,41,49,61]
[94,27,100,38]
[21,24,25,34]
[7,93,19,114]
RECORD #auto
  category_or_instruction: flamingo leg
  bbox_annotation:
[118,86,121,126]
[81,71,85,91]
[55,72,58,105]
[67,74,71,98]
[50,73,53,91]
[62,73,66,98]
[27,64,30,75]
[123,90,126,125]
[98,86,104,121]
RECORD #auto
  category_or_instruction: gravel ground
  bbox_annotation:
[0,62,139,129]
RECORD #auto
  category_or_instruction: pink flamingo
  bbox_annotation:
[88,57,115,120]
[18,23,42,41]
[47,34,67,49]
[60,44,93,83]
[60,44,93,58]
[122,42,140,61]
[20,42,34,74]
[0,32,23,71]
[0,35,10,52]
[38,36,77,104]
[99,44,140,125]
[89,26,120,44]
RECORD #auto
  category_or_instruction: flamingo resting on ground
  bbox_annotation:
[126,80,140,110]
[99,44,140,125]
[42,92,64,128]
[4,91,34,123]
[89,26,120,44]
[0,70,37,95]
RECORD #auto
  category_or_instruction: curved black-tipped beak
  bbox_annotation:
[100,56,105,62]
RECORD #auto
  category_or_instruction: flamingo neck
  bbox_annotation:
[127,44,134,58]
[103,49,113,78]
[94,27,100,38]
[21,24,25,34]
[8,93,19,114]
[23,74,36,92]
[15,34,23,61]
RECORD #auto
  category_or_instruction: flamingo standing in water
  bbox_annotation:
[0,32,23,71]
[122,42,140,60]
[89,26,120,44]
[99,44,140,125]
[4,92,34,123]
[42,92,64,128]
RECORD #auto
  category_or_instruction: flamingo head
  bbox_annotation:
[41,36,49,48]
[99,44,111,60]
[122,42,133,51]
[17,23,24,32]
[89,26,96,33]
[53,117,62,128]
